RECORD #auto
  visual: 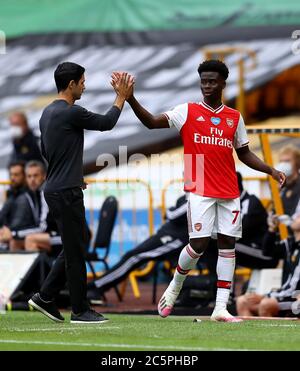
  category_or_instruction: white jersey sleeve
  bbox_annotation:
[163,103,188,131]
[234,114,249,149]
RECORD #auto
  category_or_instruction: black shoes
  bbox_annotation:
[29,293,109,324]
[28,293,65,323]
[70,309,109,324]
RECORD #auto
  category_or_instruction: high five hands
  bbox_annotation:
[111,71,134,101]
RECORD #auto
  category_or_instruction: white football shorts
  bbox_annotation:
[187,192,242,239]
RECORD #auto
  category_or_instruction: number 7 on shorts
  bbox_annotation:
[232,210,240,224]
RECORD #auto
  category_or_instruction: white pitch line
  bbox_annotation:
[257,324,299,328]
[0,339,261,351]
[7,326,120,332]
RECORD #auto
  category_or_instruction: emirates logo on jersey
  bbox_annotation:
[226,118,234,128]
[194,127,233,149]
[194,223,202,231]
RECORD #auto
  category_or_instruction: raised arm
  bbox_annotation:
[111,72,169,129]
[234,114,286,188]
[236,146,286,188]
[72,73,134,132]
[127,95,169,129]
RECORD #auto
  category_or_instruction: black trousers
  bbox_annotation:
[92,227,189,292]
[40,187,89,314]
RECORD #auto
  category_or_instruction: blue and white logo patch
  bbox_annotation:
[210,117,221,125]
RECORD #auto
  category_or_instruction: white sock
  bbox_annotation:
[215,249,236,310]
[169,244,203,292]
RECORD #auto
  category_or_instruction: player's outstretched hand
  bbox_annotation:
[111,71,134,100]
[271,168,286,188]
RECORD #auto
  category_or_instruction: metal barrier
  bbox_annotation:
[248,125,300,239]
[0,178,155,244]
[84,177,154,257]
[84,178,155,298]
[0,178,155,299]
[0,164,292,299]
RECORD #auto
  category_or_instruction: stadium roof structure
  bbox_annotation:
[247,122,300,135]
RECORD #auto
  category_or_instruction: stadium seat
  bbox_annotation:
[85,196,122,301]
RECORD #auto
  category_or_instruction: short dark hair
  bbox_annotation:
[8,160,26,171]
[25,160,46,175]
[198,60,229,81]
[54,62,85,93]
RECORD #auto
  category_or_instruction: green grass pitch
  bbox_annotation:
[0,312,299,351]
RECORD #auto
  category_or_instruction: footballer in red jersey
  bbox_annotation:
[112,60,286,322]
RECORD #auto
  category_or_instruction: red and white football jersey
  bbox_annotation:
[164,101,249,199]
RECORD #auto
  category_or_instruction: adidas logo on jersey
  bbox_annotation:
[196,116,205,122]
